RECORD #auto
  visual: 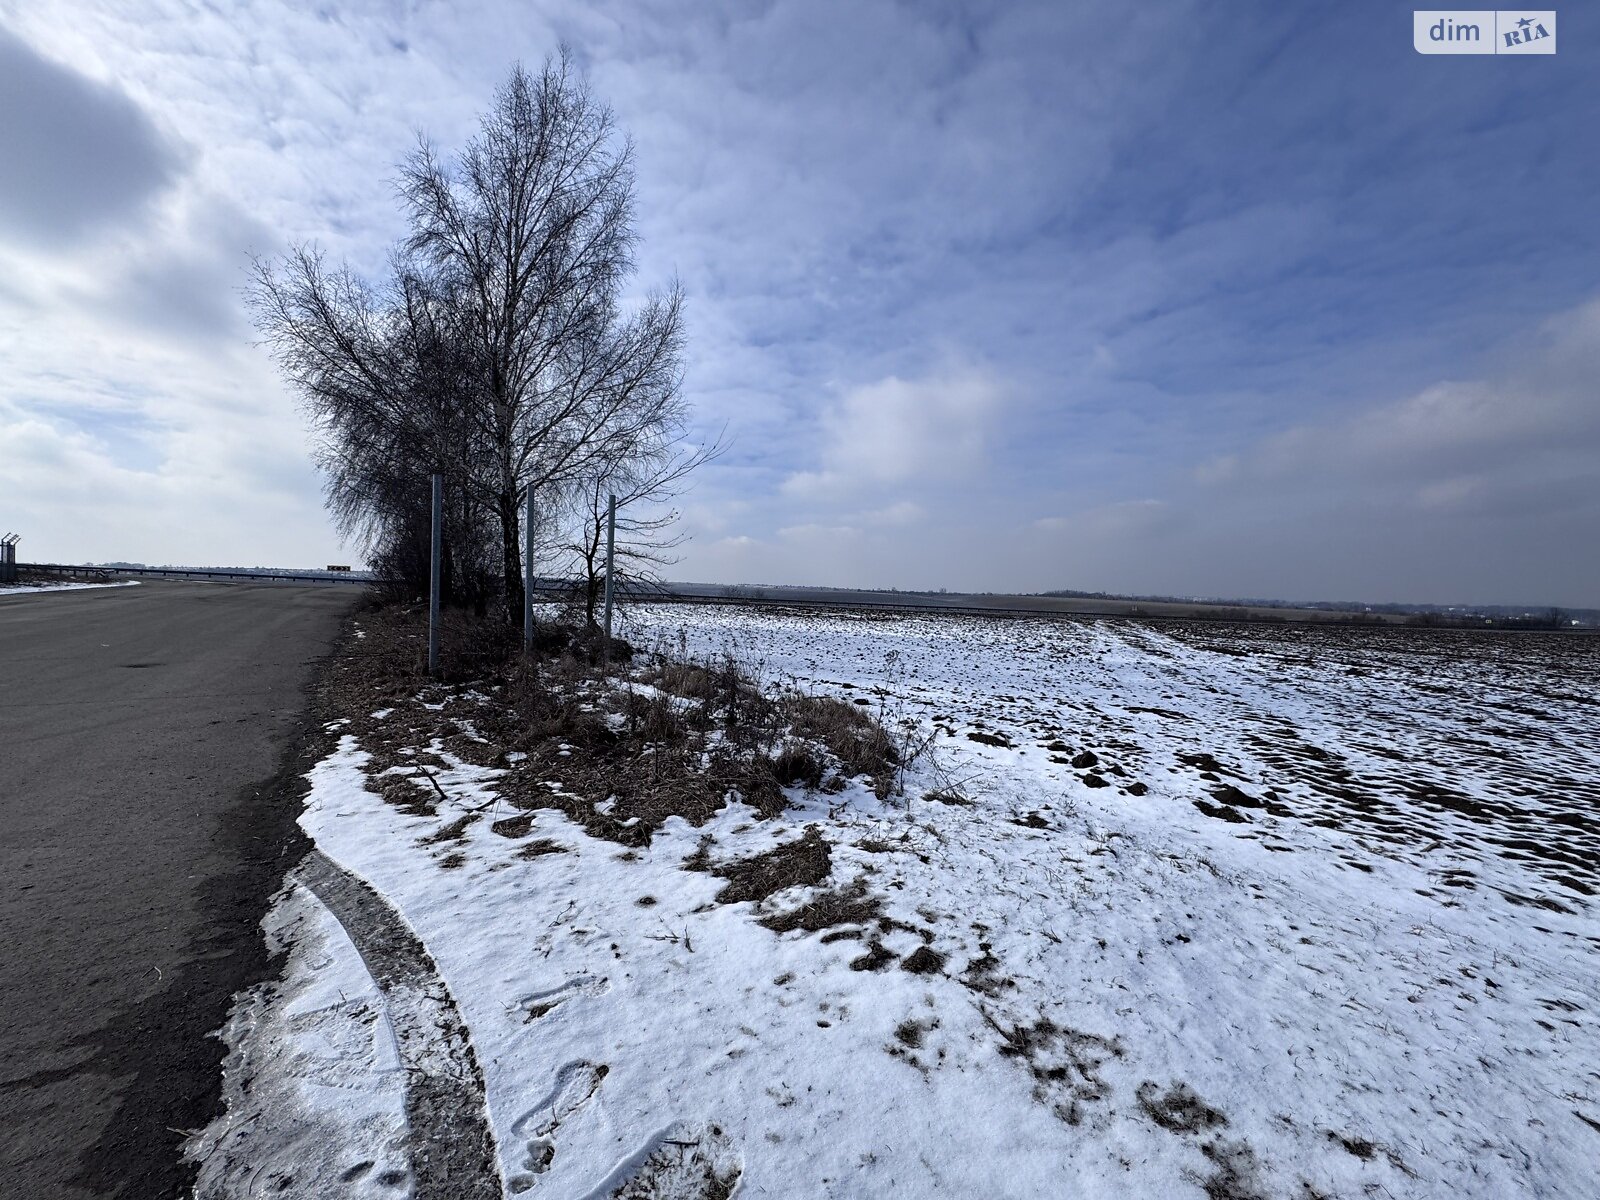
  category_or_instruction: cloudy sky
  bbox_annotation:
[3,2,1597,606]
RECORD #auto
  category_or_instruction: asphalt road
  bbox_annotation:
[0,580,357,1199]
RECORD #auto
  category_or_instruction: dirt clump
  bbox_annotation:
[968,730,1013,748]
[901,946,947,975]
[1194,800,1250,824]
[849,940,896,971]
[1210,784,1263,809]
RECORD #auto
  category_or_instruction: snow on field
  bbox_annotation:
[227,605,1599,1198]
[0,580,140,595]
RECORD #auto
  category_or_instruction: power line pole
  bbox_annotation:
[601,493,617,671]
[522,482,535,652]
[428,473,442,675]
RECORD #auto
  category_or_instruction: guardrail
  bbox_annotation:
[17,563,376,585]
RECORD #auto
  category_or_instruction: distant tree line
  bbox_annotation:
[250,53,715,622]
[1042,589,1584,629]
[1401,608,1574,630]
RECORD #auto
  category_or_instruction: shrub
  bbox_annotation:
[783,693,899,797]
[770,740,825,789]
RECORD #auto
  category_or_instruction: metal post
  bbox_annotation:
[428,473,442,675]
[522,482,535,652]
[601,493,617,668]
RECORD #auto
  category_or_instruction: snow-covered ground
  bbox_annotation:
[199,606,1599,1199]
[0,579,140,595]
[189,884,412,1196]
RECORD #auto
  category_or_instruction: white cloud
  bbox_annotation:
[777,523,861,541]
[1034,499,1169,537]
[1204,299,1600,518]
[860,501,924,526]
[1192,455,1237,485]
[782,367,1005,498]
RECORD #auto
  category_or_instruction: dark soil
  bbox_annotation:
[901,946,947,975]
[849,940,896,971]
[1194,800,1250,823]
[1210,784,1263,809]
[968,730,1013,748]
[1178,752,1240,778]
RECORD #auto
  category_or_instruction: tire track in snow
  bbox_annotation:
[296,849,503,1200]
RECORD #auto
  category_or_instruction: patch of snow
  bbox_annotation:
[0,580,141,596]
[187,882,411,1197]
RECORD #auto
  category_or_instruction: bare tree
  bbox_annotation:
[249,52,695,617]
[248,249,497,602]
[397,52,686,617]
[562,429,722,628]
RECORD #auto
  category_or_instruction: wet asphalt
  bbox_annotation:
[0,580,356,1199]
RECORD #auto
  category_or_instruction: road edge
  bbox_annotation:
[70,594,362,1199]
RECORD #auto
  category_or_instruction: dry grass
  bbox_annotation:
[645,659,722,701]
[770,741,825,789]
[516,839,568,860]
[327,602,905,870]
[782,693,899,798]
[900,945,947,975]
[759,876,883,934]
[420,814,478,845]
[709,827,832,905]
[490,814,535,838]
[1136,1081,1228,1134]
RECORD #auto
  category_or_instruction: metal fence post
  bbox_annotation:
[428,473,442,675]
[601,493,617,669]
[522,482,535,652]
